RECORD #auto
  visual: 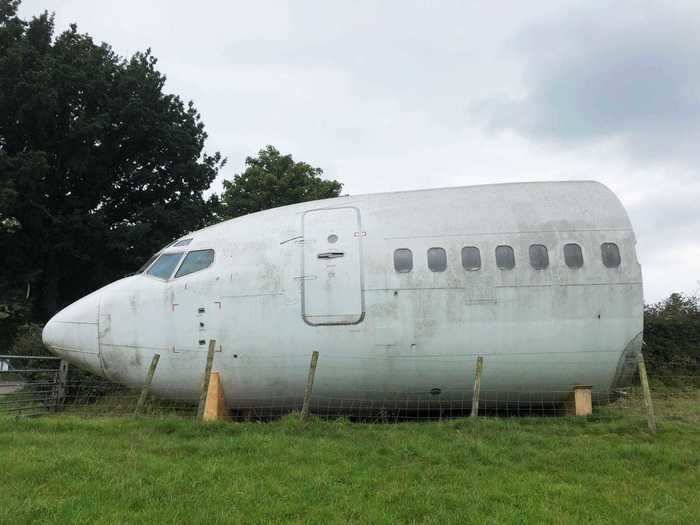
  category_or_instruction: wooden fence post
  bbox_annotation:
[54,359,69,412]
[637,352,657,434]
[301,351,319,421]
[197,340,217,420]
[134,354,160,416]
[470,356,484,418]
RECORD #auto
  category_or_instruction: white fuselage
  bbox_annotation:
[43,181,643,409]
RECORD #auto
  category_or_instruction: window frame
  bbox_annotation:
[393,248,413,273]
[146,252,185,280]
[495,245,515,270]
[137,254,160,274]
[174,249,216,278]
[461,246,481,271]
[427,247,447,273]
[563,243,584,269]
[601,242,621,268]
[528,244,549,270]
[137,239,179,274]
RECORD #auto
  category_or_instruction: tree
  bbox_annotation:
[0,0,224,324]
[220,145,342,219]
[643,293,700,376]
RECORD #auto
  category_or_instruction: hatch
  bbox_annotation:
[301,207,365,325]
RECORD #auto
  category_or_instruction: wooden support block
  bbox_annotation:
[569,385,593,416]
[203,371,226,422]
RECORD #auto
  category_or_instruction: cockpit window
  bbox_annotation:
[137,239,180,274]
[175,249,215,278]
[147,253,184,280]
[137,254,159,273]
[173,238,192,247]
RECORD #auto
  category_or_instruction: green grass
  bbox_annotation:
[1,412,699,525]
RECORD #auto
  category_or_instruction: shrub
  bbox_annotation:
[643,293,700,376]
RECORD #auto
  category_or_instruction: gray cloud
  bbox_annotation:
[476,4,700,165]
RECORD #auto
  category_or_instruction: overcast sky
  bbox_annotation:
[20,0,700,303]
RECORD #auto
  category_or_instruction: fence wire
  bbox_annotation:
[1,354,698,427]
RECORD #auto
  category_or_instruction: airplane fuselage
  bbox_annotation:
[43,181,643,410]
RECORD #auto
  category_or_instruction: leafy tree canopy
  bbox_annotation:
[0,0,224,326]
[220,145,342,219]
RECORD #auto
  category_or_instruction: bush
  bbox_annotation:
[643,293,700,376]
[8,323,47,357]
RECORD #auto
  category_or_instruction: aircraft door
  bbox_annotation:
[302,207,365,325]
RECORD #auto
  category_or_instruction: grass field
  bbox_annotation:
[1,411,699,525]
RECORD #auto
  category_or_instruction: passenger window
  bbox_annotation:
[394,248,413,273]
[427,247,447,272]
[495,245,515,270]
[564,243,583,268]
[529,244,549,270]
[175,249,215,278]
[461,246,481,271]
[601,243,621,268]
[147,253,184,280]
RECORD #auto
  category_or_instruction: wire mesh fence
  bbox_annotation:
[1,352,698,428]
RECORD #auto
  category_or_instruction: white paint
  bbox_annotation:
[43,181,643,409]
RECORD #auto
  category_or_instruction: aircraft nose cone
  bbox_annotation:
[42,291,103,376]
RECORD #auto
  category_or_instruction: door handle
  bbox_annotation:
[317,251,345,259]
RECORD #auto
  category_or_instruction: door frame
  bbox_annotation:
[300,206,366,326]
